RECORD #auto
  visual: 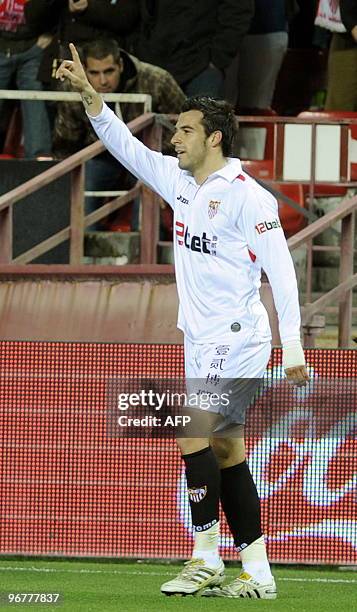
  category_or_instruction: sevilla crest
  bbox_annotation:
[188,486,207,503]
[208,200,221,219]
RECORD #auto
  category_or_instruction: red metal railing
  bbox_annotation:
[0,113,160,265]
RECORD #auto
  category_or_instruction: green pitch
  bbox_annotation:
[0,559,355,611]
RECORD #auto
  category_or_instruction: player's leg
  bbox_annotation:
[204,434,276,599]
[16,45,52,158]
[178,432,222,567]
[202,335,275,598]
[161,335,226,595]
[160,424,225,596]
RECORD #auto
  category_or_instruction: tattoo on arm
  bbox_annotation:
[82,94,93,107]
[80,88,103,116]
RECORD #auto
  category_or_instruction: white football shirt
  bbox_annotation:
[88,104,301,345]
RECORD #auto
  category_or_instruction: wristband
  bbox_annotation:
[282,340,306,370]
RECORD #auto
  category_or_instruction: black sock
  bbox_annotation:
[182,446,220,532]
[220,460,262,551]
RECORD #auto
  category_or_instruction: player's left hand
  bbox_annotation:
[285,365,310,387]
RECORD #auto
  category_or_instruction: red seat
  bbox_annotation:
[302,184,347,198]
[276,182,306,238]
[298,110,357,137]
[298,110,357,180]
[104,202,132,232]
[242,162,306,237]
[243,160,348,198]
[243,159,306,238]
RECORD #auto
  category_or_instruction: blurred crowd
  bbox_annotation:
[0,0,356,229]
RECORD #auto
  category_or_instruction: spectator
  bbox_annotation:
[53,38,185,228]
[317,0,357,110]
[25,0,140,86]
[134,0,254,98]
[0,0,52,157]
[236,0,299,112]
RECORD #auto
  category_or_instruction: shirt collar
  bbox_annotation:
[213,158,243,182]
[182,157,242,184]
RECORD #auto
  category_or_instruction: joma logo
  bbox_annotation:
[177,194,189,205]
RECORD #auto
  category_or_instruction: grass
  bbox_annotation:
[0,559,355,611]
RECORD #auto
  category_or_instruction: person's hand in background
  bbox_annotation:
[68,0,88,14]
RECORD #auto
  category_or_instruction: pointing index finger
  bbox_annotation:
[69,43,80,62]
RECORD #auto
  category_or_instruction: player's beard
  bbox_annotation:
[177,152,196,172]
[177,142,208,173]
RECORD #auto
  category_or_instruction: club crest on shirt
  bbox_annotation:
[208,200,221,219]
[188,486,207,503]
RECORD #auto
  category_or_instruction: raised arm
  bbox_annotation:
[55,44,180,205]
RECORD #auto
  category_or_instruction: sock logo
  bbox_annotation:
[188,486,207,503]
[195,519,217,532]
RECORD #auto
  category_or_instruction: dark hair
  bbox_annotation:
[181,96,237,157]
[82,39,121,65]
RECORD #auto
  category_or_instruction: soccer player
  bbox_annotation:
[56,44,309,599]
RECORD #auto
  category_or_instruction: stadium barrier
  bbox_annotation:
[0,341,356,565]
[0,266,281,345]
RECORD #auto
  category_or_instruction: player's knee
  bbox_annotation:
[176,437,209,456]
[211,437,231,461]
[211,437,245,468]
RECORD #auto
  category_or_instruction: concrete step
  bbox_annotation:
[82,256,130,265]
[313,325,357,348]
[158,243,174,264]
[84,231,140,264]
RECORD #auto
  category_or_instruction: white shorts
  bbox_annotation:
[184,331,271,427]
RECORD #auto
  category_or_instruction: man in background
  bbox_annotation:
[53,38,185,228]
